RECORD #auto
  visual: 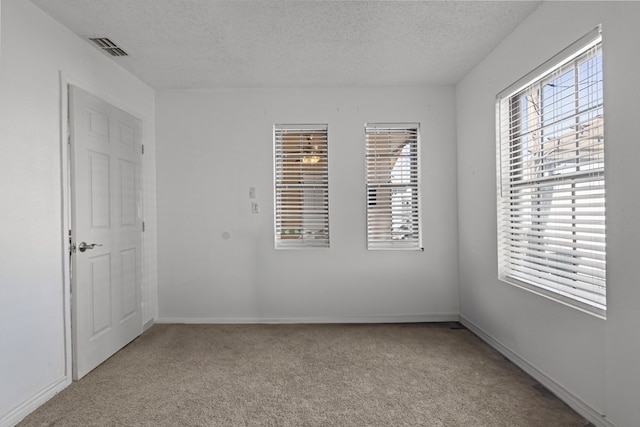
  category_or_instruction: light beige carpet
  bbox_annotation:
[19,323,591,426]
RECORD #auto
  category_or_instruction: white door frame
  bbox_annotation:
[59,71,149,382]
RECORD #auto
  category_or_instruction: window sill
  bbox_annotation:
[498,274,606,320]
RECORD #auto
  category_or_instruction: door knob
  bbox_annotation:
[78,242,102,252]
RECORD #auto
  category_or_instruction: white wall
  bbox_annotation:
[156,87,458,323]
[0,1,157,425]
[456,2,640,426]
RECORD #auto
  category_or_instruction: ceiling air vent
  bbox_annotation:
[89,37,128,57]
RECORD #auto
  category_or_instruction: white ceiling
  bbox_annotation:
[30,0,540,89]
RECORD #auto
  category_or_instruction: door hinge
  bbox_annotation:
[69,229,76,254]
[142,144,145,155]
[142,221,145,232]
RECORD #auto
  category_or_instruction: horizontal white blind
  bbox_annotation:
[274,124,329,248]
[497,30,605,313]
[366,123,421,250]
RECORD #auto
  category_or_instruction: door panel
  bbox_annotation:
[90,254,112,336]
[89,152,110,228]
[88,109,109,139]
[70,86,143,380]
[119,124,136,147]
[120,248,137,319]
[119,160,136,226]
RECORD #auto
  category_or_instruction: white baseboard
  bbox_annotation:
[143,319,154,331]
[0,375,70,427]
[459,316,614,427]
[155,313,459,324]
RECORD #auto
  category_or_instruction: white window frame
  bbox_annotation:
[365,123,422,250]
[274,124,329,249]
[496,27,605,316]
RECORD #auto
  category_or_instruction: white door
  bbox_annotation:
[69,86,143,380]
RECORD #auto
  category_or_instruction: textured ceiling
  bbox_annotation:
[30,0,540,89]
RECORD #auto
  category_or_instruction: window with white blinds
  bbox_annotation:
[274,124,329,249]
[366,123,421,250]
[496,27,605,315]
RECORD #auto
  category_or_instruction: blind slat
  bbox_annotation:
[274,124,330,249]
[497,32,605,313]
[365,123,421,250]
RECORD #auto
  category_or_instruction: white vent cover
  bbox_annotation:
[88,38,128,57]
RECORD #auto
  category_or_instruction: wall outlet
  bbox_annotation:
[249,187,256,199]
[251,202,259,214]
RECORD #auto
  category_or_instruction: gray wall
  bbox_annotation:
[156,87,459,323]
[456,2,640,425]
[0,1,157,424]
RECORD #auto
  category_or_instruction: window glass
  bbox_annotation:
[496,29,605,314]
[366,123,421,250]
[274,124,329,249]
